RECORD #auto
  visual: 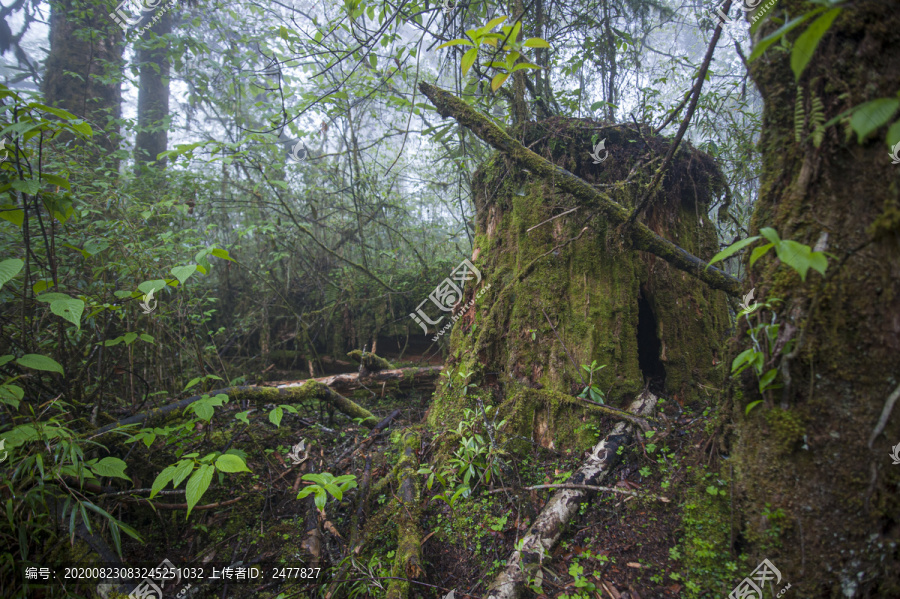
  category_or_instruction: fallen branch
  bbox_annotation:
[125,495,245,511]
[418,82,741,297]
[516,483,669,502]
[274,365,443,394]
[386,430,424,599]
[484,390,658,599]
[93,380,380,438]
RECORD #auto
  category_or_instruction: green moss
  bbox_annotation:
[764,407,806,454]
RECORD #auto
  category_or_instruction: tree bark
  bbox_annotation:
[386,430,423,599]
[42,0,124,158]
[133,11,171,170]
[417,82,742,297]
[733,1,900,595]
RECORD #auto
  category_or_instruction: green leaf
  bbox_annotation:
[138,279,167,295]
[0,258,24,291]
[707,236,760,268]
[887,120,900,147]
[172,459,195,488]
[185,464,215,517]
[269,406,284,427]
[313,488,327,510]
[16,354,63,375]
[749,243,775,266]
[759,227,781,244]
[49,298,84,330]
[745,400,763,415]
[215,454,251,473]
[184,377,202,391]
[791,8,841,81]
[749,11,823,61]
[0,206,24,227]
[461,48,478,77]
[170,265,198,285]
[759,368,779,392]
[482,16,508,31]
[849,98,900,143]
[150,466,177,499]
[235,410,251,424]
[90,457,131,481]
[210,248,235,262]
[522,37,550,48]
[491,72,510,91]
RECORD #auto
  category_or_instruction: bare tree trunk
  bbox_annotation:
[134,12,172,170]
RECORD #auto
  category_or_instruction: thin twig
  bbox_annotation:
[526,207,579,233]
[868,383,900,448]
[489,483,669,502]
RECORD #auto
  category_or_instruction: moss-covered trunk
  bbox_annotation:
[734,1,900,594]
[428,117,730,452]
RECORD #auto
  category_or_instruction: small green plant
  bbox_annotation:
[578,360,606,404]
[150,450,252,517]
[296,472,358,511]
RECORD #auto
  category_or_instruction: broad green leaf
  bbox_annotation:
[138,279,167,295]
[482,16,508,31]
[269,406,284,427]
[0,206,24,227]
[11,179,41,195]
[185,464,214,517]
[36,292,71,302]
[184,377,202,391]
[523,37,550,48]
[791,8,841,81]
[745,400,763,415]
[171,264,197,285]
[461,48,478,77]
[491,72,510,91]
[849,98,900,143]
[749,243,775,266]
[313,488,327,510]
[759,368,779,392]
[90,457,131,481]
[123,332,138,345]
[0,258,24,291]
[215,454,251,473]
[49,298,85,330]
[511,62,540,72]
[707,236,760,268]
[0,383,23,409]
[16,354,63,375]
[32,280,54,294]
[172,459,194,488]
[759,227,781,244]
[324,483,342,500]
[210,248,235,262]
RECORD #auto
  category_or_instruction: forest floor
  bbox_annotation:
[87,364,738,599]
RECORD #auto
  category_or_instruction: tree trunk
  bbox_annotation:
[134,12,172,169]
[42,0,124,157]
[733,2,900,595]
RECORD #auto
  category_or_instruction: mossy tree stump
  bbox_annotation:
[428,118,730,451]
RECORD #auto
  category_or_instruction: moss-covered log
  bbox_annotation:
[386,430,424,599]
[485,391,657,599]
[346,350,394,374]
[274,366,443,395]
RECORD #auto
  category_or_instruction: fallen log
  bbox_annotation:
[93,380,380,437]
[272,365,443,394]
[484,390,658,599]
[417,82,741,298]
[386,430,424,599]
